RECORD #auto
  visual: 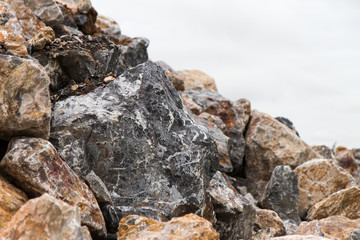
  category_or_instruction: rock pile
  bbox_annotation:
[0,0,360,240]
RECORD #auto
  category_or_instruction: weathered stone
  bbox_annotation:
[94,15,121,44]
[270,235,331,240]
[85,170,113,206]
[0,55,51,140]
[350,229,360,240]
[353,148,360,160]
[255,209,286,237]
[75,6,97,35]
[245,110,320,192]
[207,171,255,240]
[0,137,106,238]
[23,0,64,26]
[232,98,251,134]
[0,193,91,240]
[0,25,27,56]
[31,26,55,50]
[307,186,360,220]
[260,165,300,233]
[0,2,9,25]
[157,61,185,91]
[176,70,218,92]
[296,216,360,240]
[118,36,149,67]
[52,24,83,37]
[0,174,28,230]
[275,116,300,137]
[311,145,334,159]
[294,159,355,219]
[51,61,219,232]
[117,214,219,240]
[56,0,92,13]
[335,148,358,176]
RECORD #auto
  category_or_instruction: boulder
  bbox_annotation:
[245,110,320,197]
[232,98,251,134]
[350,230,360,240]
[51,61,219,232]
[0,174,28,230]
[307,186,360,220]
[117,214,220,240]
[255,209,286,237]
[207,171,255,240]
[0,25,27,56]
[0,54,51,140]
[0,137,106,238]
[296,216,360,240]
[23,0,64,26]
[0,193,91,240]
[294,159,355,218]
[311,145,334,159]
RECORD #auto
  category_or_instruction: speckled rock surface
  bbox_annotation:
[176,70,218,92]
[0,193,91,240]
[311,145,334,159]
[255,209,286,237]
[334,148,358,176]
[31,26,55,50]
[0,137,106,238]
[23,0,64,26]
[232,98,251,134]
[0,55,51,140]
[0,25,27,56]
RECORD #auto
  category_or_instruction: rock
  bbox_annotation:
[245,110,320,196]
[270,235,331,240]
[0,25,28,56]
[0,54,51,140]
[232,98,251,134]
[275,116,300,137]
[75,6,97,35]
[294,159,355,219]
[52,24,83,37]
[255,209,286,237]
[56,0,92,13]
[51,61,219,231]
[207,171,255,240]
[31,26,55,50]
[353,148,360,160]
[307,186,360,220]
[117,214,220,240]
[0,174,28,230]
[0,137,106,238]
[94,15,121,44]
[259,165,300,233]
[157,61,185,91]
[334,148,358,176]
[350,230,360,240]
[311,145,334,159]
[85,170,113,206]
[118,36,149,68]
[23,0,64,26]
[0,193,91,240]
[176,70,218,92]
[0,2,9,25]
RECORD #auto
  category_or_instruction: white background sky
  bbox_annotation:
[92,0,360,148]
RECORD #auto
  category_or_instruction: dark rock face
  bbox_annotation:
[260,165,301,233]
[51,61,219,232]
[350,229,360,240]
[275,116,300,137]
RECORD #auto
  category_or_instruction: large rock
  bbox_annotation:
[0,174,28,230]
[207,171,255,240]
[294,159,355,218]
[0,193,91,240]
[245,110,320,195]
[23,0,64,26]
[296,216,360,240]
[117,214,219,240]
[0,137,106,238]
[0,55,51,140]
[51,61,219,231]
[307,186,360,220]
[255,209,286,237]
[259,165,300,233]
[0,25,27,56]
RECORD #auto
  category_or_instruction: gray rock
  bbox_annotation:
[51,61,219,233]
[259,165,301,233]
[312,145,334,159]
[232,98,251,134]
[23,0,64,26]
[85,170,113,206]
[349,229,360,240]
[353,149,360,160]
[207,171,256,240]
[0,2,10,25]
[275,116,300,137]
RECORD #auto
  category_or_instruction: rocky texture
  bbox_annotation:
[353,148,360,160]
[56,0,92,12]
[255,209,286,237]
[0,25,27,56]
[296,216,360,240]
[31,26,55,50]
[23,0,64,26]
[334,148,358,176]
[176,70,218,92]
[232,98,251,134]
[270,235,331,240]
[0,137,106,238]
[0,55,51,140]
[117,214,220,240]
[245,110,320,198]
[207,171,255,240]
[307,186,360,220]
[294,159,355,219]
[0,193,91,240]
[311,145,334,159]
[85,170,113,206]
[0,174,28,230]
[94,15,121,44]
[275,116,300,137]
[0,3,9,25]
[260,165,300,233]
[350,230,360,240]
[51,61,219,233]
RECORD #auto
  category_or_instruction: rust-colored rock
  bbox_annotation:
[177,70,218,92]
[294,159,355,218]
[0,55,51,140]
[270,235,331,240]
[0,193,91,240]
[0,174,28,230]
[0,137,106,238]
[31,26,55,50]
[117,214,220,240]
[307,186,360,220]
[334,148,358,176]
[0,25,27,56]
[296,216,360,240]
[255,209,286,237]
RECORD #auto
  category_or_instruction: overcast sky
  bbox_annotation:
[92,0,360,149]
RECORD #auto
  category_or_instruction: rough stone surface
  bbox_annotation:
[207,171,255,240]
[260,165,300,232]
[0,193,91,240]
[232,98,251,134]
[56,0,92,12]
[0,3,9,25]
[245,110,320,196]
[0,54,51,140]
[176,70,218,92]
[23,0,64,26]
[85,170,113,206]
[307,186,360,220]
[270,235,331,240]
[296,216,360,240]
[335,149,358,176]
[353,148,360,160]
[294,159,355,219]
[0,137,106,238]
[350,230,360,240]
[255,209,286,237]
[311,145,334,159]
[117,214,220,240]
[51,61,219,231]
[275,116,300,137]
[75,6,97,35]
[94,15,121,44]
[31,26,55,50]
[0,174,28,230]
[0,25,27,56]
